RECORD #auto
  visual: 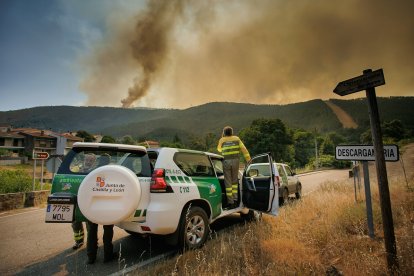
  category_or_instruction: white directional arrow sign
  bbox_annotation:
[333,69,385,96]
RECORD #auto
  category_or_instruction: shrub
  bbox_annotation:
[0,169,32,193]
[307,154,351,169]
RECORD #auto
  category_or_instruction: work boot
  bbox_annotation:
[72,241,84,250]
[87,257,96,265]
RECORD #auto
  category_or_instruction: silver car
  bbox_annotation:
[248,162,302,205]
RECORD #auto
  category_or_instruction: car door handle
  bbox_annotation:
[246,177,257,192]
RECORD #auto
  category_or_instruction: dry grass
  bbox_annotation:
[135,176,414,276]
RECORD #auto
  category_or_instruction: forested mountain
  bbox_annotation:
[1,97,413,141]
[330,97,414,131]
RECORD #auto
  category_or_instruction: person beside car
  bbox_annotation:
[217,126,251,208]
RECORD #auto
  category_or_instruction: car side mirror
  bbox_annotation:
[248,169,259,177]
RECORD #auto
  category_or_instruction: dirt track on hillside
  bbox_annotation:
[325,100,358,129]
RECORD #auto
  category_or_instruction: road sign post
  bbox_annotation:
[32,152,50,191]
[362,161,374,238]
[365,73,398,271]
[334,68,398,272]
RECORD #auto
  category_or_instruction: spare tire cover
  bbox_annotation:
[78,165,141,225]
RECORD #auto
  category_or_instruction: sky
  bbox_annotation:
[1,0,413,111]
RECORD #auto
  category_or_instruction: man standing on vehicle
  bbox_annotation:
[217,126,251,208]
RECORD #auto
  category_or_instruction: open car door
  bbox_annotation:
[242,153,279,216]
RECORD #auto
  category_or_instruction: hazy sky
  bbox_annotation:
[1,0,413,111]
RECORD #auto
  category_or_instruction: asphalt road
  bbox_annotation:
[0,168,362,276]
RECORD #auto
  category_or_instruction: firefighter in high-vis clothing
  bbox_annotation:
[72,221,84,249]
[217,126,251,208]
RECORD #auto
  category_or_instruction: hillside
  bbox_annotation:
[329,96,414,130]
[325,100,358,129]
[103,100,342,139]
[1,97,413,141]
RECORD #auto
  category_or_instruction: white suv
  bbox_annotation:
[46,143,279,248]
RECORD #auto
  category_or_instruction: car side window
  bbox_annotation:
[147,151,158,170]
[210,158,224,177]
[277,164,287,179]
[174,152,215,177]
[120,153,152,177]
[285,166,293,176]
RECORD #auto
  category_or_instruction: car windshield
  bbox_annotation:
[59,147,152,177]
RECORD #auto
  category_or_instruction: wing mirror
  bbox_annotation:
[248,169,259,177]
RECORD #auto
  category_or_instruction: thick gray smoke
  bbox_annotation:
[80,0,414,108]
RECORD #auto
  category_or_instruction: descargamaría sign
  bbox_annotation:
[335,144,399,162]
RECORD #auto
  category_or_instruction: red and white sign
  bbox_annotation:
[33,152,49,160]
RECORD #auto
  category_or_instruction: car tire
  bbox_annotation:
[240,210,262,222]
[280,188,289,206]
[295,183,302,199]
[179,206,209,250]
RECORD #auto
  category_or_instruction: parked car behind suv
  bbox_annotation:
[46,143,279,249]
[248,162,302,205]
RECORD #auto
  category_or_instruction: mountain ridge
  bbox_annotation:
[1,97,412,141]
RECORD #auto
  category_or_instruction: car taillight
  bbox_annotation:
[150,169,168,192]
[274,175,281,187]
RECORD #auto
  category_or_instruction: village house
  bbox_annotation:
[0,125,83,162]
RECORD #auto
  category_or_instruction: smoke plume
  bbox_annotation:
[80,0,414,108]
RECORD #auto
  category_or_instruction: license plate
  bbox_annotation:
[45,204,74,222]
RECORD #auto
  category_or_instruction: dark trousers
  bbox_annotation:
[86,222,114,260]
[224,158,240,204]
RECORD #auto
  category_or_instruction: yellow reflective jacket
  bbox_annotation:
[217,135,251,162]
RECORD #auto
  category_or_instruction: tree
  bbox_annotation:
[76,130,95,142]
[239,118,292,163]
[382,120,405,141]
[121,135,136,145]
[320,132,346,155]
[101,135,116,143]
[204,133,217,153]
[292,130,314,167]
[188,135,205,151]
[360,119,406,143]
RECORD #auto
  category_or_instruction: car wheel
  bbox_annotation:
[295,183,302,199]
[280,188,289,206]
[179,206,209,250]
[240,210,262,222]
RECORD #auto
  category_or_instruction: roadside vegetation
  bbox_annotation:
[133,177,413,275]
[0,164,51,193]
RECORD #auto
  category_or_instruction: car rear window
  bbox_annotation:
[58,147,152,177]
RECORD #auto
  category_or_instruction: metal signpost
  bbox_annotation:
[334,69,399,272]
[336,144,400,239]
[33,152,50,190]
